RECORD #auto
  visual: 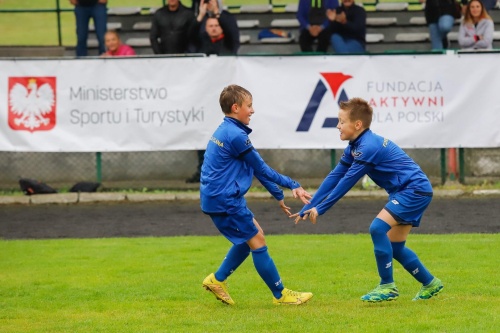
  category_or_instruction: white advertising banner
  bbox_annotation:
[1,54,499,152]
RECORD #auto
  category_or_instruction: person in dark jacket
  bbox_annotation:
[328,0,366,54]
[421,0,460,50]
[193,0,239,55]
[149,0,196,54]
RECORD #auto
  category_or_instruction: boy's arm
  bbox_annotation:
[256,176,284,201]
[315,161,371,215]
[241,148,311,204]
[299,161,350,216]
[241,148,299,189]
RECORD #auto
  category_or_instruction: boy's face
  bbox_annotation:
[232,96,254,125]
[337,108,362,141]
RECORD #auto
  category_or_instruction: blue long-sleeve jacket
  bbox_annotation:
[300,129,432,216]
[201,117,300,214]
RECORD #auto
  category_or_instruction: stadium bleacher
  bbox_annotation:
[68,3,500,57]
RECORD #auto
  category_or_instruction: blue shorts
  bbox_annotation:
[384,188,433,227]
[208,207,257,245]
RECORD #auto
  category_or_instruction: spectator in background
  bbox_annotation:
[458,0,494,50]
[102,30,136,56]
[327,0,366,53]
[70,0,107,56]
[297,0,339,53]
[194,0,239,55]
[149,0,196,54]
[421,0,457,50]
[186,0,239,184]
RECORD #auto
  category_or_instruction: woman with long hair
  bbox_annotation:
[458,0,494,50]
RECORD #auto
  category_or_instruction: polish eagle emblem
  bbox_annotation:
[8,78,56,131]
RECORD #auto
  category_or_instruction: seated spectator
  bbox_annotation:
[421,0,457,50]
[297,0,339,53]
[328,0,366,54]
[102,30,136,56]
[458,0,494,50]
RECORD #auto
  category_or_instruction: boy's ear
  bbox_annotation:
[355,120,363,130]
[231,103,238,113]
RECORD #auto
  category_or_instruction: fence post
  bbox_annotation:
[96,152,102,183]
[440,148,446,185]
[56,0,62,46]
[448,148,458,182]
[458,147,465,184]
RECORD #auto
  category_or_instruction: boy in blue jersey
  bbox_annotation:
[292,97,443,302]
[201,84,314,305]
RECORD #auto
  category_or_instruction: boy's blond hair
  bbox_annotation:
[219,85,252,115]
[339,98,373,128]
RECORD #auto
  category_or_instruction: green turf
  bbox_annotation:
[0,234,498,332]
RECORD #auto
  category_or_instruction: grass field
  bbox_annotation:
[1,234,498,332]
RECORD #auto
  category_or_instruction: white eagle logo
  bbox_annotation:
[9,79,55,130]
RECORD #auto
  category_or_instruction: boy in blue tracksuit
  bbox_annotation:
[201,84,313,305]
[293,97,443,302]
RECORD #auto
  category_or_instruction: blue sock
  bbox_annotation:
[214,243,250,282]
[392,241,434,285]
[369,218,394,285]
[251,246,284,299]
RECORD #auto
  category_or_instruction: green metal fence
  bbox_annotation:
[1,147,499,191]
[1,1,499,191]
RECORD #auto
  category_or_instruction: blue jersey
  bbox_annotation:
[301,129,432,216]
[201,117,300,214]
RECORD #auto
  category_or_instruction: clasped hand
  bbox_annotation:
[278,187,311,216]
[290,207,319,225]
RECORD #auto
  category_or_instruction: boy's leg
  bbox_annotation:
[370,218,394,284]
[251,245,284,298]
[202,210,258,305]
[392,241,443,300]
[391,241,433,285]
[202,243,249,306]
[214,243,251,282]
[361,215,399,302]
[248,219,312,305]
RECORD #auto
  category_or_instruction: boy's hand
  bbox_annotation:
[278,200,292,216]
[292,187,312,204]
[290,208,319,224]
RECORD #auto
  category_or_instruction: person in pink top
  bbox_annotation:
[102,30,136,56]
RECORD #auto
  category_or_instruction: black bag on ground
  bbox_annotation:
[69,181,101,193]
[19,178,58,195]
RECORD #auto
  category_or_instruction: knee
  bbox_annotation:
[369,218,391,236]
